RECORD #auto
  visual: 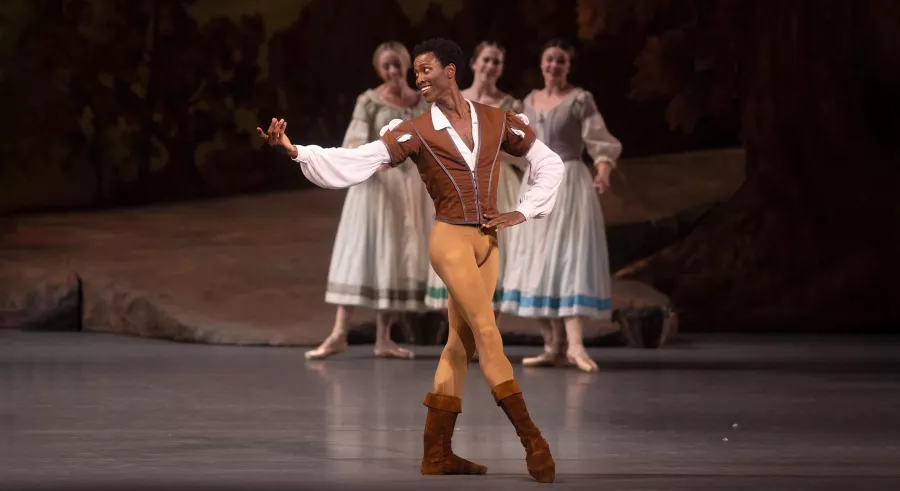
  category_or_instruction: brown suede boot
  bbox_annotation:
[491,379,555,483]
[421,392,488,475]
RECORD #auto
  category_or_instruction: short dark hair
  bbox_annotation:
[412,38,466,76]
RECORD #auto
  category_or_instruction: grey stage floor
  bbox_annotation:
[2,331,899,490]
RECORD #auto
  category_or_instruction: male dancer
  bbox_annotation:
[258,38,564,483]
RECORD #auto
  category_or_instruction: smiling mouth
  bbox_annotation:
[420,85,432,94]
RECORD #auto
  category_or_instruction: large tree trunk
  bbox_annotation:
[619,0,900,332]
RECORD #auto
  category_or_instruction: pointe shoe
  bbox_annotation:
[566,348,598,373]
[491,380,555,483]
[373,342,415,359]
[522,350,567,367]
[304,335,348,360]
[421,393,488,475]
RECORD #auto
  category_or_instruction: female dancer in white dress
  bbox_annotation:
[305,41,431,360]
[499,40,622,372]
[424,41,523,324]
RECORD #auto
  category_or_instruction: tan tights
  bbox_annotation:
[429,221,515,397]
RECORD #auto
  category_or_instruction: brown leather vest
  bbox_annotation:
[380,101,536,225]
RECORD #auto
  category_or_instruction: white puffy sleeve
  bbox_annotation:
[291,141,392,189]
[290,92,393,189]
[575,90,622,168]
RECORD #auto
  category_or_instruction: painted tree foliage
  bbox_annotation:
[1,0,274,209]
[3,0,738,214]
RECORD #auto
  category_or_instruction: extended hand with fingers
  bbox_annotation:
[482,211,526,232]
[256,118,297,158]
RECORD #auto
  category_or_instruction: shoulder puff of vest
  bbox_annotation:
[508,112,530,138]
[379,119,404,137]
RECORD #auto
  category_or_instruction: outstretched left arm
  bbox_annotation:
[258,117,398,190]
[291,141,392,189]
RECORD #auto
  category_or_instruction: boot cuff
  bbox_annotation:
[423,392,462,413]
[491,379,522,404]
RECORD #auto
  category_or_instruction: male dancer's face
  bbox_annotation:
[414,52,455,104]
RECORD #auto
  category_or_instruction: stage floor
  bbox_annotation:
[2,331,899,490]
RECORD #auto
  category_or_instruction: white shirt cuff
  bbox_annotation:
[516,203,535,221]
[291,145,310,163]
